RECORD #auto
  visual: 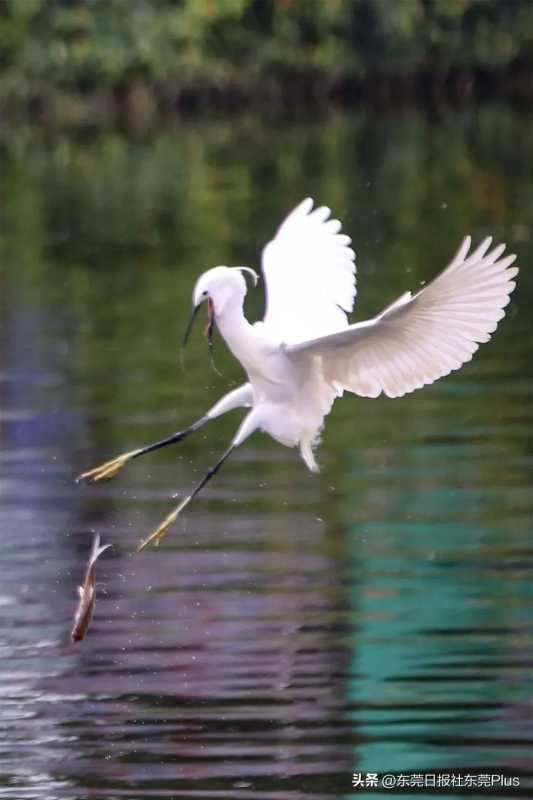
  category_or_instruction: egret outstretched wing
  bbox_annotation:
[262,198,356,342]
[286,236,518,398]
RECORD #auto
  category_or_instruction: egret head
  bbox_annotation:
[183,266,259,348]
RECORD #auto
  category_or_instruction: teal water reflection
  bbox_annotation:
[1,105,532,798]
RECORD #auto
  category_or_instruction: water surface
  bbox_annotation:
[1,105,532,798]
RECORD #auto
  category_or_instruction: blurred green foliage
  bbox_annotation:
[1,0,533,103]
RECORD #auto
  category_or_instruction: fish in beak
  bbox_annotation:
[183,296,221,375]
[205,298,221,374]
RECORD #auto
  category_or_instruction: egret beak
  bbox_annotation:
[182,297,221,374]
[183,303,201,347]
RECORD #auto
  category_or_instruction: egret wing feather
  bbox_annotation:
[286,237,517,398]
[262,198,356,342]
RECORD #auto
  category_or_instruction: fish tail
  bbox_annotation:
[89,534,111,564]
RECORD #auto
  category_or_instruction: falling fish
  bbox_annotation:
[71,534,111,643]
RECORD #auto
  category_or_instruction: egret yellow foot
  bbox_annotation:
[77,450,139,483]
[137,502,188,552]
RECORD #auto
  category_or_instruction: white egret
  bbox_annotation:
[78,198,518,551]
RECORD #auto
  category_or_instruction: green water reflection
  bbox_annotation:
[1,105,532,796]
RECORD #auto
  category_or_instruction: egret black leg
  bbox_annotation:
[76,415,210,483]
[77,383,253,484]
[132,416,208,459]
[137,445,235,551]
[138,404,262,550]
[179,444,235,506]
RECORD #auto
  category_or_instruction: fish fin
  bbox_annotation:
[77,585,84,598]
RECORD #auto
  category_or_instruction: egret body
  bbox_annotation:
[79,199,518,550]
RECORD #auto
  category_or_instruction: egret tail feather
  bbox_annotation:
[300,431,321,473]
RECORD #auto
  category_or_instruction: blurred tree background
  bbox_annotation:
[1,0,533,120]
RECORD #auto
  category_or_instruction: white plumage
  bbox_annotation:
[286,228,518,399]
[79,198,518,549]
[262,197,357,341]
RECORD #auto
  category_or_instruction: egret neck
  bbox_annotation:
[212,291,260,374]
